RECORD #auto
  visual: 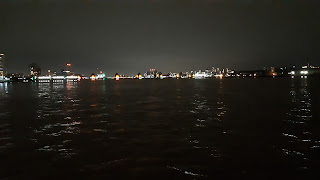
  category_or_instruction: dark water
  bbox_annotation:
[0,78,319,180]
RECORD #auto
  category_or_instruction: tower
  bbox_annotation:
[0,53,6,77]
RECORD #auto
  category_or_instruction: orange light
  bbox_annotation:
[176,74,180,78]
[115,75,120,81]
[90,75,96,81]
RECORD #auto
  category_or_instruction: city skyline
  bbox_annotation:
[1,53,319,77]
[1,0,319,75]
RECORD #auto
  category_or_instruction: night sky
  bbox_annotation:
[1,0,319,76]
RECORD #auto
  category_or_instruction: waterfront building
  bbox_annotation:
[96,71,106,80]
[194,70,211,78]
[269,67,277,76]
[29,63,41,76]
[144,68,158,79]
[0,53,6,78]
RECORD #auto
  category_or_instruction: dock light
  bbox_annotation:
[115,75,120,81]
[90,75,96,81]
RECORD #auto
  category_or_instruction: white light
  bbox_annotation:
[66,75,78,79]
[52,76,65,79]
[300,71,308,75]
[38,76,52,80]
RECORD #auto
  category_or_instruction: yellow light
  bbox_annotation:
[176,74,180,78]
[115,75,120,81]
[90,75,96,81]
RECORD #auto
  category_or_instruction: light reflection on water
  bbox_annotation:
[281,78,320,171]
[0,79,319,179]
[31,82,82,158]
[0,83,13,152]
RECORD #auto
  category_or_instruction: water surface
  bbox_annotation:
[0,78,319,179]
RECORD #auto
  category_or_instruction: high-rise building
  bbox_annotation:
[0,53,6,77]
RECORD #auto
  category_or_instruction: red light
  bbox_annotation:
[66,63,71,66]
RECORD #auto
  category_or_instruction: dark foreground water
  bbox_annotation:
[0,78,319,180]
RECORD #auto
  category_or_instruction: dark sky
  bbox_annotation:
[1,0,319,76]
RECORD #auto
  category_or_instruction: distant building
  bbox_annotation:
[29,63,41,76]
[269,67,277,76]
[0,53,6,77]
[144,68,158,78]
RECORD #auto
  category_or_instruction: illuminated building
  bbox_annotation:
[144,68,158,78]
[269,67,277,76]
[96,71,106,80]
[0,53,7,78]
[29,63,41,76]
